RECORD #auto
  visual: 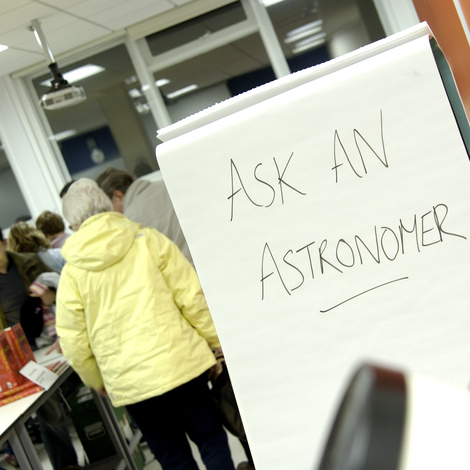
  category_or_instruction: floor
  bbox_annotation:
[0,418,249,470]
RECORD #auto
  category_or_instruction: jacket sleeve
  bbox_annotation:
[145,228,221,349]
[55,266,105,390]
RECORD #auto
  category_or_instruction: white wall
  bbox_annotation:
[0,167,31,227]
[0,75,63,229]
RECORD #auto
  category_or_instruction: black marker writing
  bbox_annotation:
[320,277,409,313]
[228,152,306,221]
[332,109,388,183]
[260,203,466,300]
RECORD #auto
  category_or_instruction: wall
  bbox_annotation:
[0,167,31,227]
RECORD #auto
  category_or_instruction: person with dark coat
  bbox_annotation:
[0,228,78,470]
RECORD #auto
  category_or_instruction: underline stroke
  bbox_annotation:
[320,277,409,314]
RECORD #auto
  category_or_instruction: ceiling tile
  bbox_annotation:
[0,0,32,16]
[35,11,82,33]
[96,2,175,31]
[47,24,115,55]
[40,0,96,9]
[66,0,131,19]
[171,0,196,5]
[0,48,43,75]
[0,3,57,35]
[0,28,39,51]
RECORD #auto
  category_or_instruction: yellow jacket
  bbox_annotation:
[56,212,218,407]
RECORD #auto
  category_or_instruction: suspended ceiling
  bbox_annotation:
[0,0,365,78]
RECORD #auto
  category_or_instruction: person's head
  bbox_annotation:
[36,211,66,241]
[96,167,135,213]
[8,221,50,253]
[62,178,113,231]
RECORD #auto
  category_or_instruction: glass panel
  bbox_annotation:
[143,2,331,120]
[142,0,333,119]
[29,44,159,180]
[265,0,386,60]
[146,2,247,55]
[0,141,31,228]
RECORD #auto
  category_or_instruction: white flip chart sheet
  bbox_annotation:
[157,25,470,470]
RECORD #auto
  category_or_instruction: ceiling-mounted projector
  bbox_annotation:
[39,85,86,111]
[31,18,86,111]
[39,62,86,111]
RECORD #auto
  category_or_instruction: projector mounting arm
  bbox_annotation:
[30,18,69,90]
[30,18,86,110]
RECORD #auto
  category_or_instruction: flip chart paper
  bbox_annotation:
[157,31,470,470]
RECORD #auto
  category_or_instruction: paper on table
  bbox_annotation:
[157,29,470,470]
[20,360,58,390]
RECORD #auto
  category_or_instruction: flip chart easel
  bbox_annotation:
[156,23,470,470]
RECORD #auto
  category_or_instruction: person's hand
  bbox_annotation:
[45,338,62,355]
[96,388,108,397]
[208,347,225,382]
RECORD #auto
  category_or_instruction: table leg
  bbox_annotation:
[9,425,44,470]
[92,392,139,470]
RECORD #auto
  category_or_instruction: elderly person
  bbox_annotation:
[56,178,234,470]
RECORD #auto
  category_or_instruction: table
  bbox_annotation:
[0,348,141,470]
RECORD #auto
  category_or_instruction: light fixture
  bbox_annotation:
[156,78,170,87]
[141,79,170,93]
[124,75,138,85]
[128,88,143,98]
[49,129,77,141]
[166,84,198,99]
[292,32,327,54]
[0,44,8,53]
[285,20,323,44]
[262,0,286,7]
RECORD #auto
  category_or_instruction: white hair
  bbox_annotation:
[62,178,113,227]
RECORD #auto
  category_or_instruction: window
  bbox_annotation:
[29,44,159,180]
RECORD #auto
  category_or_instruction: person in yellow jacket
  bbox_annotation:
[56,178,235,470]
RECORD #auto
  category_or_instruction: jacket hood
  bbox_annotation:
[61,212,141,271]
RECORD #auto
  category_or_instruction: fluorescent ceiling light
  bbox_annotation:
[156,78,170,87]
[285,20,323,44]
[49,129,77,141]
[292,33,327,54]
[262,0,286,6]
[166,84,198,99]
[141,78,171,93]
[124,75,138,85]
[295,32,326,47]
[128,88,142,98]
[0,44,8,53]
[40,64,105,86]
